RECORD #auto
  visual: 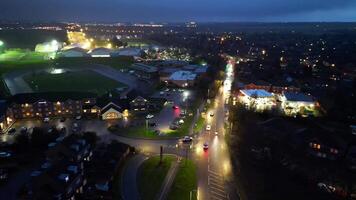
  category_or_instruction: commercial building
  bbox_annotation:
[239,89,275,111]
[281,92,316,116]
[130,63,158,79]
[168,70,197,87]
[59,47,89,57]
[88,47,113,57]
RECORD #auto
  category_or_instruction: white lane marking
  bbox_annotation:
[210,185,226,193]
[210,190,227,199]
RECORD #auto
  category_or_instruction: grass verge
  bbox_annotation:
[138,155,176,200]
[167,159,197,200]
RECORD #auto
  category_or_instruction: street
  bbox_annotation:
[193,57,237,200]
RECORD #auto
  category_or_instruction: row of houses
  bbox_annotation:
[258,118,356,170]
[21,134,131,199]
[0,91,161,133]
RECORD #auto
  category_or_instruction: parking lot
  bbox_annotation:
[150,88,194,134]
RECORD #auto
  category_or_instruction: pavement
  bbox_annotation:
[121,154,148,200]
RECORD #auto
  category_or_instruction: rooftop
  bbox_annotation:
[169,70,197,81]
[240,89,273,98]
[283,92,314,102]
[131,63,158,73]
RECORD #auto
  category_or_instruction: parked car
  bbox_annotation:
[169,124,178,130]
[172,105,179,109]
[8,128,16,134]
[206,125,211,131]
[146,114,154,119]
[210,112,214,117]
[0,152,11,158]
[75,116,82,120]
[43,117,50,123]
[20,127,28,133]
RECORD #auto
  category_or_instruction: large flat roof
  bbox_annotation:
[240,89,273,98]
[169,70,197,81]
[283,92,314,102]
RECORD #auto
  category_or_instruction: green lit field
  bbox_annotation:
[23,70,126,95]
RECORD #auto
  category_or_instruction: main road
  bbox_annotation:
[193,57,238,200]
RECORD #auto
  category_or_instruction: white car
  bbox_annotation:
[182,136,193,143]
[206,125,211,131]
[146,114,154,119]
[75,116,82,120]
[43,117,50,123]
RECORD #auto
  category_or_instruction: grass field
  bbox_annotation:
[168,159,197,200]
[24,70,126,95]
[138,155,176,200]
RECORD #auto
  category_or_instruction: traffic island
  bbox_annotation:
[138,155,176,200]
[167,159,198,200]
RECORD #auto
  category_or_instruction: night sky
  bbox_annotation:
[1,0,356,22]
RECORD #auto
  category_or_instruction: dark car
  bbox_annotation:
[60,117,66,122]
[8,128,16,134]
[172,105,179,109]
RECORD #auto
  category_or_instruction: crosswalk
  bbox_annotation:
[208,169,229,200]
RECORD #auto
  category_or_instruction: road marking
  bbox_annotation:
[210,185,226,193]
[210,190,227,199]
[208,170,221,176]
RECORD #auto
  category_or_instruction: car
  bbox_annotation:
[75,116,82,120]
[172,105,179,109]
[8,128,16,134]
[178,119,184,125]
[60,117,66,122]
[159,91,165,95]
[206,125,211,131]
[149,122,157,127]
[43,117,50,123]
[169,124,178,130]
[182,136,193,143]
[214,131,218,135]
[20,127,28,133]
[146,114,154,119]
[0,169,8,181]
[48,128,53,133]
[0,152,11,158]
[203,142,209,150]
[210,112,214,117]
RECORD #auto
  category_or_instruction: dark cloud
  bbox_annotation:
[0,0,355,22]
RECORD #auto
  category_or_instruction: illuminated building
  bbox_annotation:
[239,89,275,111]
